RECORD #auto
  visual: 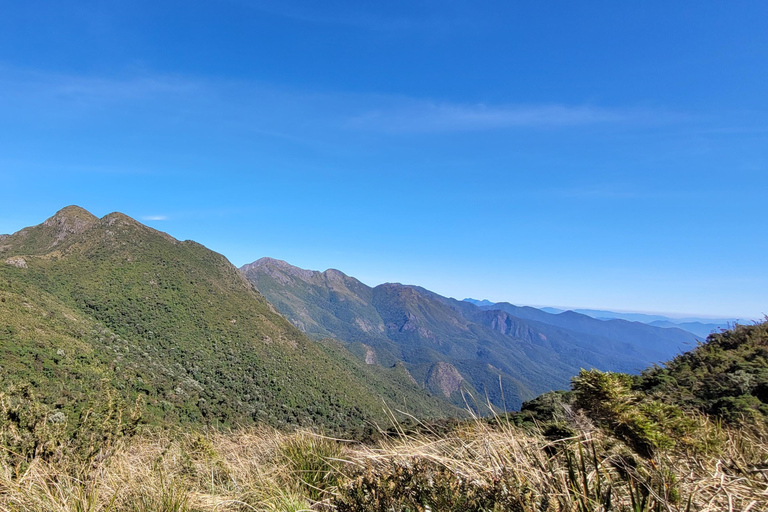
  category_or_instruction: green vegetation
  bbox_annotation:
[1,397,765,511]
[639,321,768,423]
[1,304,766,512]
[510,322,768,467]
[2,207,766,511]
[0,207,457,441]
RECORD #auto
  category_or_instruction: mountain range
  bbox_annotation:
[0,206,458,433]
[535,306,738,338]
[242,257,699,410]
[1,206,710,429]
[465,299,737,338]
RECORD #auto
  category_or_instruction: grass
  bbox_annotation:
[1,414,766,512]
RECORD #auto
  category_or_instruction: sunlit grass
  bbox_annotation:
[1,413,766,512]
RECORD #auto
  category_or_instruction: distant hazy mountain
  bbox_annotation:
[539,306,737,327]
[0,207,458,432]
[646,321,726,338]
[466,299,736,339]
[538,308,736,338]
[463,298,496,307]
[243,259,698,411]
[477,303,700,357]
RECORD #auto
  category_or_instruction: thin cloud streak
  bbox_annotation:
[0,67,200,106]
[0,66,687,144]
[141,215,169,221]
[346,102,672,133]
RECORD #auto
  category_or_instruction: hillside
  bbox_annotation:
[2,322,765,512]
[514,321,768,452]
[638,320,768,422]
[0,207,458,433]
[242,258,697,411]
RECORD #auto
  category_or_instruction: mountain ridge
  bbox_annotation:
[1,207,460,432]
[464,298,741,338]
[242,258,699,411]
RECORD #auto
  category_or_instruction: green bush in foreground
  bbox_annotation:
[334,457,538,512]
[571,369,715,457]
[0,382,141,473]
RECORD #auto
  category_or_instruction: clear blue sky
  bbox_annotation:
[1,1,766,319]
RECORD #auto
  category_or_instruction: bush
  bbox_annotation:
[571,369,717,457]
[0,383,67,469]
[333,457,537,512]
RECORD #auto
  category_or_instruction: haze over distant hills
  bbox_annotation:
[464,299,742,338]
[243,258,699,411]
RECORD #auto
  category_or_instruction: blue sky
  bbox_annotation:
[1,1,766,318]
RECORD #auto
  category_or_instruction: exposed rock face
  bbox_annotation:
[395,311,419,332]
[426,362,464,398]
[487,311,540,343]
[362,344,377,365]
[355,317,383,333]
[4,256,27,268]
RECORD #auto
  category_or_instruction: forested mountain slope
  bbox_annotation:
[0,207,458,433]
[243,258,697,411]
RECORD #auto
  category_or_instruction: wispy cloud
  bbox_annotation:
[346,102,666,133]
[0,65,684,147]
[0,66,200,105]
[141,215,169,221]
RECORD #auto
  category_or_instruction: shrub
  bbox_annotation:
[571,369,718,457]
[333,457,537,512]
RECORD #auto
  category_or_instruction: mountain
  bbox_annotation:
[646,320,726,338]
[0,207,458,432]
[538,306,674,323]
[478,303,700,358]
[462,298,496,308]
[535,305,738,325]
[466,299,736,338]
[536,305,736,335]
[242,258,698,411]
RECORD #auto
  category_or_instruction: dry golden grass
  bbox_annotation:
[1,417,766,511]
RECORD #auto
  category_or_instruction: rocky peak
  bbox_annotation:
[42,205,98,246]
[241,257,320,283]
[100,211,141,227]
[323,268,347,280]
